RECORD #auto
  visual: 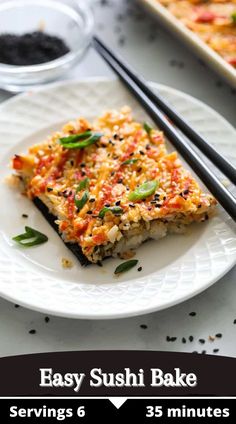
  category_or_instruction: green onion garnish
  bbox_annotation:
[143,122,153,134]
[59,131,103,149]
[76,177,90,192]
[121,159,138,165]
[128,180,158,202]
[114,259,139,275]
[12,226,48,247]
[75,190,89,211]
[232,12,236,24]
[99,206,124,219]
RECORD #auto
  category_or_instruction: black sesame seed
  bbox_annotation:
[154,194,160,199]
[137,167,142,173]
[87,211,93,215]
[138,267,142,272]
[129,203,135,208]
[139,150,145,155]
[129,152,134,156]
[192,351,198,354]
[115,201,121,206]
[22,214,28,218]
[155,204,162,208]
[213,349,219,353]
[80,163,86,168]
[189,336,194,342]
[189,312,196,317]
[14,304,20,308]
[70,160,74,166]
[81,171,86,177]
[140,324,147,329]
[29,329,36,334]
[234,319,236,324]
[113,134,118,139]
[47,187,53,192]
[201,350,206,354]
[89,198,95,203]
[150,200,157,204]
[105,203,110,207]
[146,144,151,150]
[45,316,50,323]
[197,204,202,208]
[117,178,123,184]
[182,337,186,344]
[183,189,189,195]
[215,333,222,338]
[199,339,205,344]
[166,336,177,342]
[111,171,115,176]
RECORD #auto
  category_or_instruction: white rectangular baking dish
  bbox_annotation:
[141,0,236,88]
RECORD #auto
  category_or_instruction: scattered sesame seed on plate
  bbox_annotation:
[140,324,148,329]
[215,333,222,338]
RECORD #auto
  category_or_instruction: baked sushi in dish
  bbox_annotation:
[159,0,236,67]
[11,106,216,265]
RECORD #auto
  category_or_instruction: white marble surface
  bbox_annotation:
[0,0,235,358]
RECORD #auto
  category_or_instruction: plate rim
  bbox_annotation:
[0,77,235,319]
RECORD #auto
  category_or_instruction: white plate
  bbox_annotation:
[0,78,235,319]
[141,0,236,88]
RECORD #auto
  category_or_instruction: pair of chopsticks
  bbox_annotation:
[93,36,236,222]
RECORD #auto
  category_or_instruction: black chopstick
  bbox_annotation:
[94,36,236,185]
[93,38,236,222]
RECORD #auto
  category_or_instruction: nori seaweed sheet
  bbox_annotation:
[33,197,90,266]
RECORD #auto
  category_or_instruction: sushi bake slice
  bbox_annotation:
[11,106,216,264]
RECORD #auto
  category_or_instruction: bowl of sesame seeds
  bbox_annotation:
[0,0,94,92]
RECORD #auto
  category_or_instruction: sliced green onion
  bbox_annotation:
[75,190,89,211]
[76,177,90,192]
[99,206,124,219]
[60,131,92,144]
[121,159,138,165]
[128,180,158,202]
[232,12,236,24]
[114,259,139,275]
[59,131,103,149]
[12,226,48,247]
[143,122,153,134]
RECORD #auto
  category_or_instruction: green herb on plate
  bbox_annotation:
[121,159,138,165]
[74,190,89,211]
[128,180,158,202]
[114,259,139,275]
[76,177,90,192]
[99,206,124,219]
[12,226,48,247]
[143,122,153,134]
[232,11,236,24]
[59,131,103,149]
